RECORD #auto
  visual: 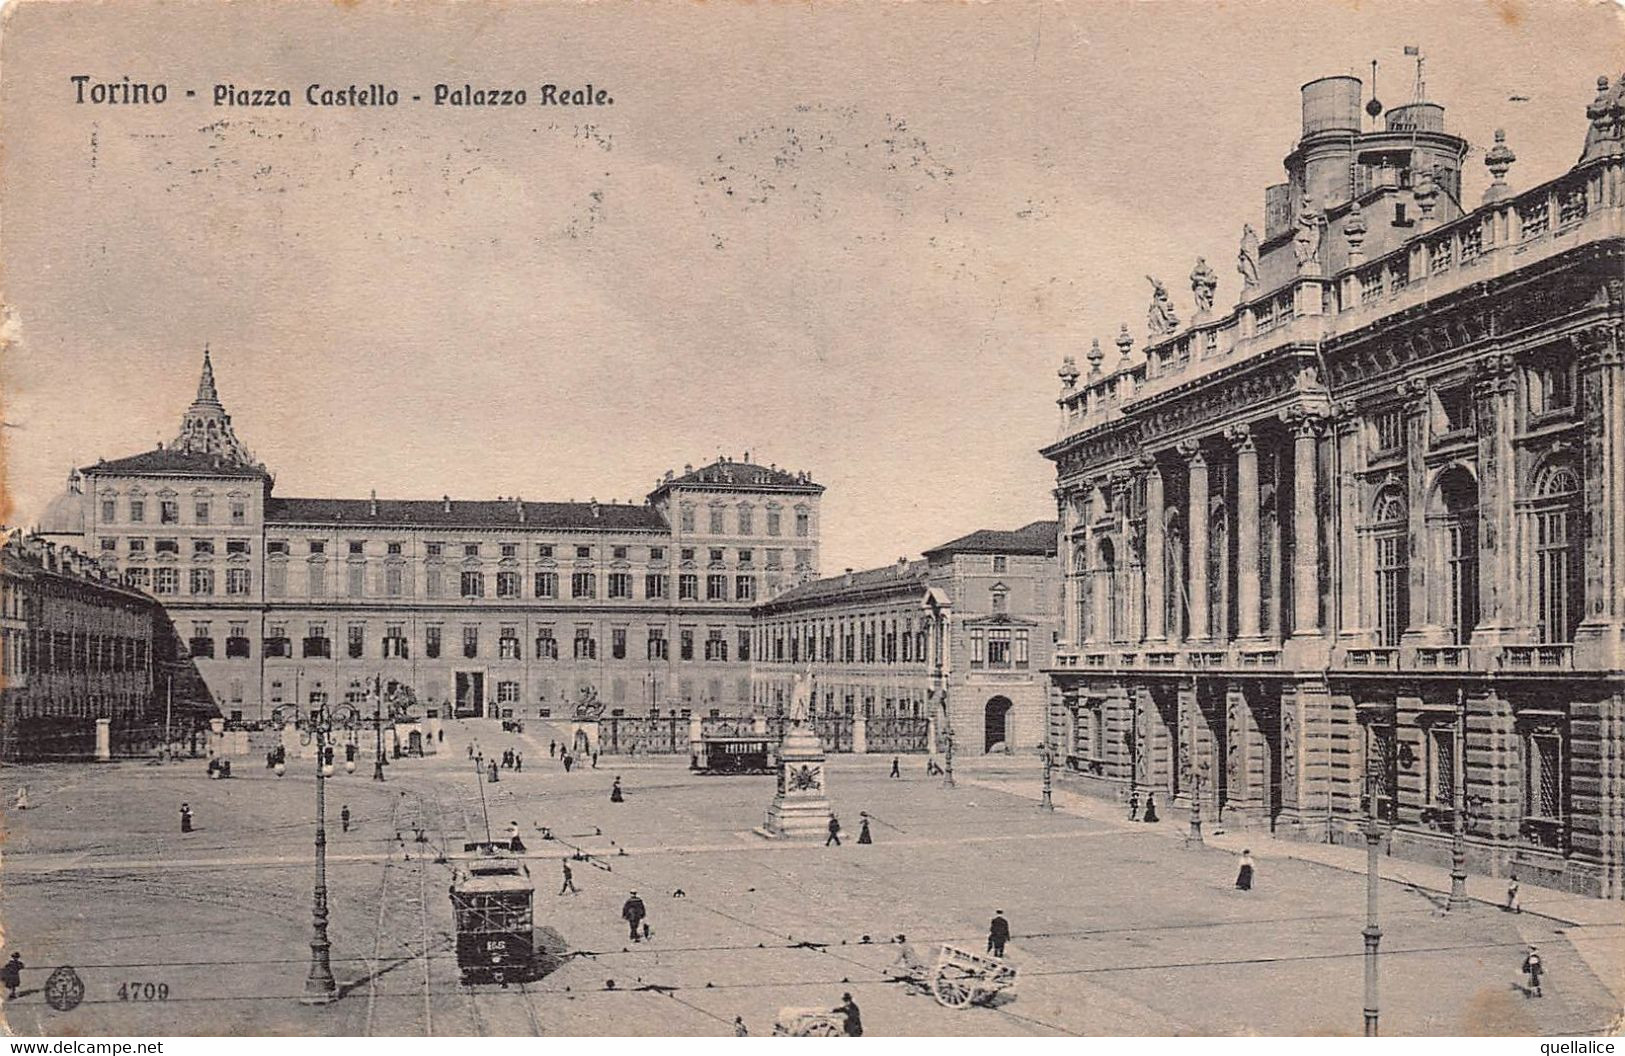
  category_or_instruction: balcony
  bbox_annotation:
[1415,646,1467,669]
[1344,647,1398,669]
[1499,644,1573,670]
[1236,648,1281,668]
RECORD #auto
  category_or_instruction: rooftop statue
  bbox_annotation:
[1237,224,1260,289]
[1293,197,1323,272]
[1190,257,1218,314]
[1146,276,1179,337]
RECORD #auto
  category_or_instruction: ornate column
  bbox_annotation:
[1230,424,1262,641]
[1181,441,1210,641]
[1290,412,1322,636]
[1144,459,1167,643]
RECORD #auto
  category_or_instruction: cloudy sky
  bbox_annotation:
[2,0,1618,572]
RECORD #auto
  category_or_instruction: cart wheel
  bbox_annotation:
[800,1021,842,1036]
[932,965,975,1009]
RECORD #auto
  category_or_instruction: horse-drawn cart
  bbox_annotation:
[928,944,1017,1009]
[772,1007,846,1036]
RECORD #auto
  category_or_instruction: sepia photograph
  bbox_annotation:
[0,0,1622,1040]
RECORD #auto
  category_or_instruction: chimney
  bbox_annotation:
[843,568,853,586]
[442,495,452,514]
[369,489,379,517]
[516,496,526,523]
[743,451,750,463]
[590,498,601,519]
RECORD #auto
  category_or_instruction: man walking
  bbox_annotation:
[889,756,900,779]
[549,739,557,758]
[622,891,647,942]
[826,815,842,847]
[514,751,523,773]
[179,802,193,833]
[340,804,351,833]
[559,860,579,895]
[1,952,22,1000]
[987,909,1010,958]
[1523,945,1544,998]
[833,992,862,1037]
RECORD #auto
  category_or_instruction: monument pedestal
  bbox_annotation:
[756,720,834,840]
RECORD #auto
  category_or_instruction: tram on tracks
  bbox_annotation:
[690,735,777,775]
[449,843,535,984]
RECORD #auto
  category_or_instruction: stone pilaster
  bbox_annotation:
[1181,441,1210,642]
[1144,460,1166,643]
[1472,357,1520,646]
[1290,415,1322,636]
[1576,327,1625,668]
[1229,425,1262,641]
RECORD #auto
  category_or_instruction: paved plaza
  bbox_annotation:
[1,721,1620,1036]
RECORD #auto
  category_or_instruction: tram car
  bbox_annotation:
[449,844,535,984]
[690,736,777,775]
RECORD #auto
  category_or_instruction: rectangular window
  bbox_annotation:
[461,571,484,598]
[572,572,596,599]
[738,629,752,662]
[192,538,215,557]
[462,626,479,659]
[680,629,695,661]
[348,624,365,659]
[645,573,668,600]
[1374,533,1409,648]
[576,545,591,559]
[534,571,558,599]
[125,567,151,592]
[226,568,251,595]
[970,627,986,667]
[195,502,211,524]
[303,626,331,659]
[679,574,699,601]
[425,625,442,659]
[573,628,597,660]
[767,509,781,536]
[987,628,1011,668]
[348,540,364,556]
[309,539,326,555]
[496,571,520,598]
[993,555,1008,573]
[499,627,521,660]
[649,546,665,561]
[1437,386,1474,435]
[308,563,327,597]
[100,537,117,553]
[188,623,215,659]
[646,628,667,660]
[535,628,558,660]
[738,508,753,534]
[426,542,444,558]
[1525,731,1563,821]
[267,539,288,555]
[704,629,728,661]
[190,568,215,596]
[611,628,627,660]
[707,574,728,601]
[129,499,145,523]
[385,564,404,597]
[348,563,365,597]
[155,538,179,555]
[230,502,246,525]
[537,544,553,559]
[160,500,179,524]
[795,548,812,569]
[464,543,480,558]
[1536,507,1579,645]
[153,566,179,595]
[709,508,725,534]
[1015,629,1030,667]
[766,549,783,569]
[735,575,756,602]
[383,625,409,659]
[101,499,116,523]
[680,507,695,532]
[1372,408,1406,453]
[425,568,442,598]
[795,510,810,537]
[501,543,518,559]
[226,539,249,556]
[613,546,628,560]
[608,573,633,599]
[1429,726,1456,808]
[497,681,520,705]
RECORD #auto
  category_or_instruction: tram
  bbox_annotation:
[690,736,777,775]
[449,844,535,984]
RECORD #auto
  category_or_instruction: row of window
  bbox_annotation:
[123,566,253,596]
[676,504,811,537]
[764,624,932,665]
[1365,361,1577,456]
[2,628,152,676]
[100,497,248,526]
[100,537,252,557]
[264,539,814,568]
[262,566,771,602]
[205,622,753,663]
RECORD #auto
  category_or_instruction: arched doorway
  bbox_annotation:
[984,696,1013,753]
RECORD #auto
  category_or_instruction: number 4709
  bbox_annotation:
[118,981,170,1001]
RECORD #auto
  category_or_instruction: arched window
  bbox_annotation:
[1097,538,1118,643]
[1072,542,1091,643]
[1532,461,1583,645]
[1371,487,1409,647]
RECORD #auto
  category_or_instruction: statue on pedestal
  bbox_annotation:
[1146,276,1179,337]
[758,672,835,840]
[1190,257,1218,315]
[1237,224,1260,290]
[1292,196,1323,273]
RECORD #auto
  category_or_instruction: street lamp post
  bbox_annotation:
[275,698,362,1007]
[1040,743,1054,812]
[1362,771,1385,1037]
[1447,687,1470,910]
[1183,745,1204,846]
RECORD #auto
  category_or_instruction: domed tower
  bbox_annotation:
[172,347,256,465]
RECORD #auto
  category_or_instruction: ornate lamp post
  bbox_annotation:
[1447,688,1472,911]
[1361,768,1387,1037]
[273,698,363,1006]
[1123,719,1140,818]
[1182,743,1205,846]
[1040,742,1055,812]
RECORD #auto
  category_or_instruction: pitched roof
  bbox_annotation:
[756,559,930,612]
[265,497,669,532]
[921,520,1058,559]
[648,458,823,501]
[82,448,272,480]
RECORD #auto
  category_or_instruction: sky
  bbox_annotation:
[2,0,1620,573]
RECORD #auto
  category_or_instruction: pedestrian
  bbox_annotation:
[833,992,862,1037]
[1505,876,1522,913]
[1235,849,1255,891]
[515,751,523,772]
[1142,793,1159,823]
[13,785,28,812]
[622,890,647,942]
[987,910,1010,958]
[610,776,624,803]
[559,859,579,895]
[438,729,444,744]
[373,758,385,782]
[179,802,193,833]
[1523,945,1544,998]
[592,751,600,769]
[826,815,842,847]
[549,739,557,758]
[857,814,872,844]
[1,952,22,1000]
[341,804,351,833]
[563,753,574,773]
[733,1015,749,1037]
[489,759,500,783]
[889,756,900,779]
[1128,791,1140,821]
[468,743,475,760]
[507,821,526,853]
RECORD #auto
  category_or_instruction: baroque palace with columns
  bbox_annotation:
[1043,72,1625,897]
[37,355,824,726]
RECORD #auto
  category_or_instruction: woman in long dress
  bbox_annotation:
[610,776,624,802]
[1235,849,1256,891]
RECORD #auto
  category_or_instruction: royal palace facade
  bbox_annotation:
[1043,73,1625,897]
[38,356,825,726]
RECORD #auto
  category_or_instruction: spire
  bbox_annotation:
[171,345,256,465]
